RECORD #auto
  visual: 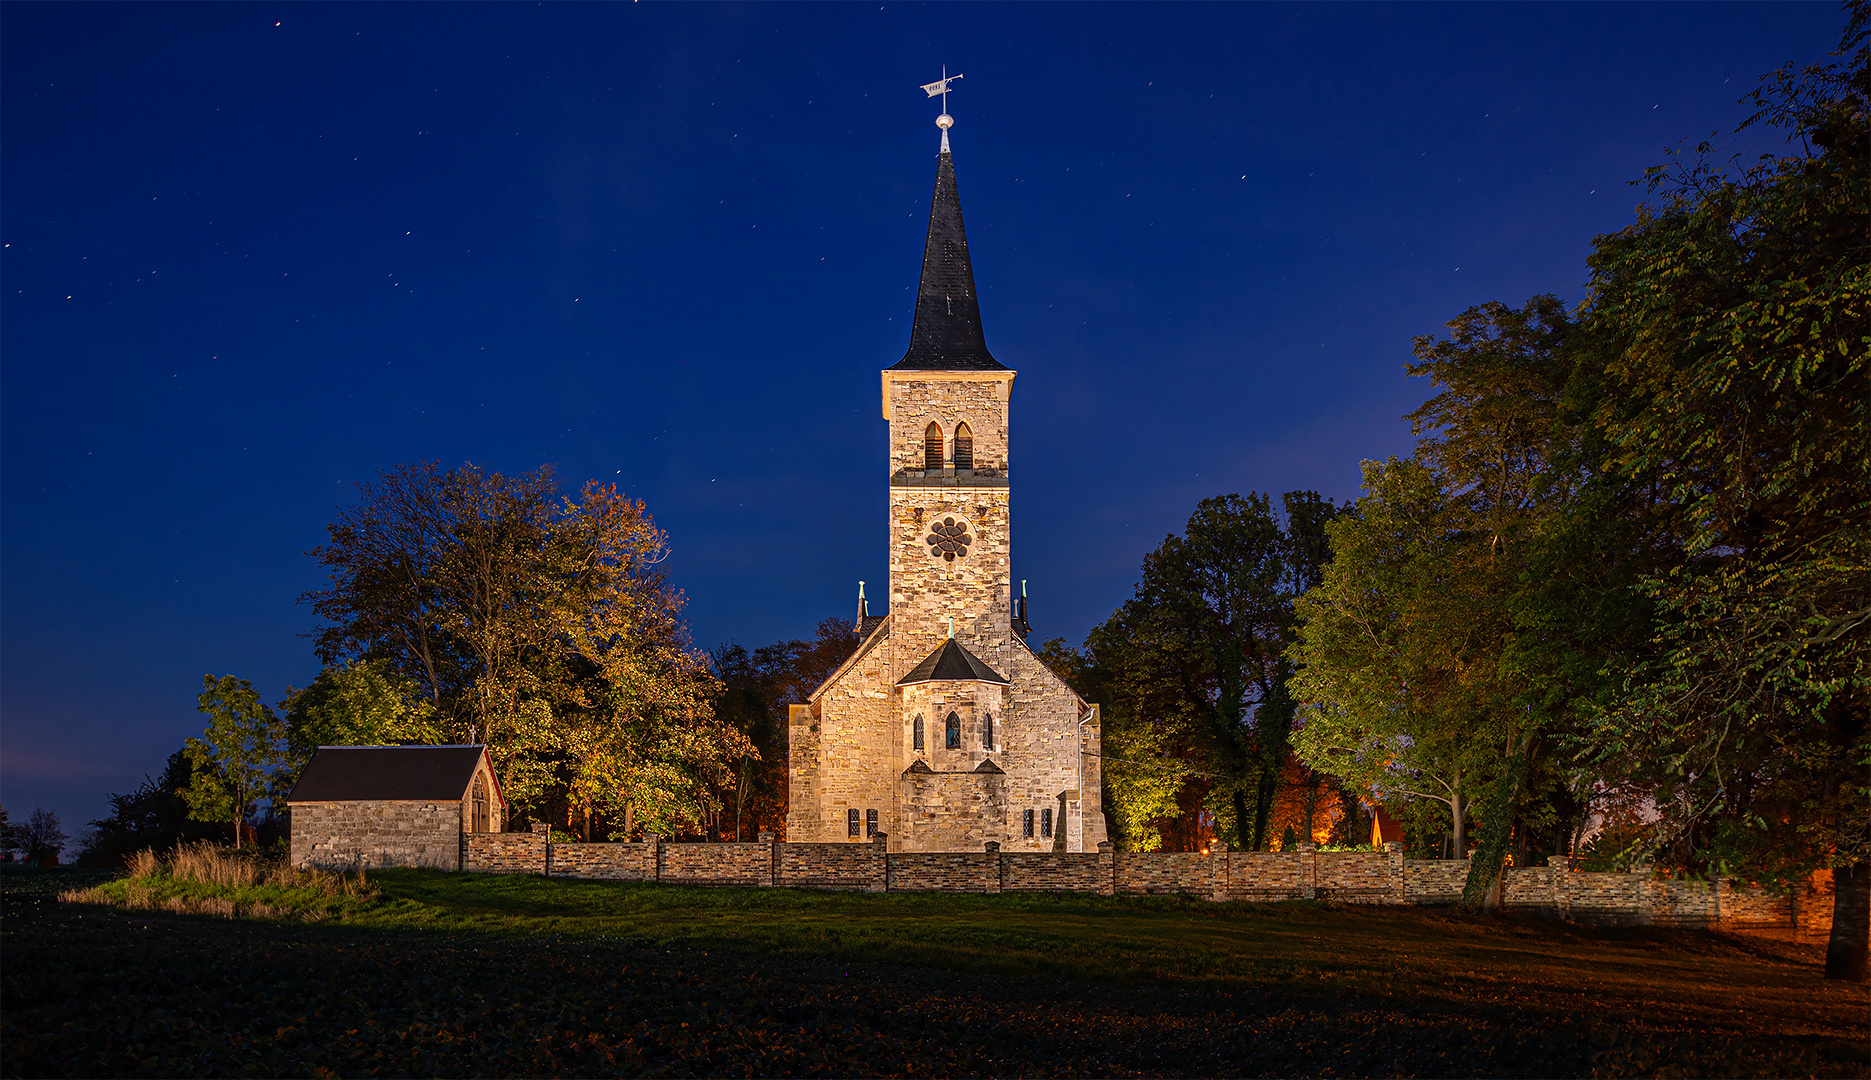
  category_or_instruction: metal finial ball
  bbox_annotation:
[936,113,954,130]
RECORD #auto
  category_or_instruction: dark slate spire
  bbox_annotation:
[890,144,1006,371]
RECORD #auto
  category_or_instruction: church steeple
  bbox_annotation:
[890,132,1005,371]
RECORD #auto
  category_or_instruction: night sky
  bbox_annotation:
[1,3,1842,837]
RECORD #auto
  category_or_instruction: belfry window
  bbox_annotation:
[945,711,961,749]
[953,422,973,470]
[982,711,994,750]
[924,422,944,470]
[913,713,925,751]
[848,809,861,838]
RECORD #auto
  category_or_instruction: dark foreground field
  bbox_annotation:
[4,867,1865,1078]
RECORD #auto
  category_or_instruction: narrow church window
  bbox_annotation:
[953,422,973,470]
[848,809,861,838]
[913,713,925,751]
[866,809,879,837]
[1041,808,1053,838]
[924,421,944,470]
[945,711,961,749]
[471,775,489,833]
[982,711,993,750]
[1024,809,1035,838]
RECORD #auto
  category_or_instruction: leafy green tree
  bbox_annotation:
[1081,492,1340,851]
[1576,8,1869,979]
[1293,294,1593,903]
[281,659,443,771]
[1290,459,1503,860]
[184,674,288,848]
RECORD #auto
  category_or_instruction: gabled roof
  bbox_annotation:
[285,745,500,805]
[896,637,1009,686]
[806,613,892,705]
[889,146,1006,372]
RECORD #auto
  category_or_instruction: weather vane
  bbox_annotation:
[920,67,962,149]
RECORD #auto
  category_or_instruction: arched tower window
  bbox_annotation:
[924,422,944,470]
[945,711,961,749]
[953,422,973,470]
[982,711,994,750]
[913,713,925,751]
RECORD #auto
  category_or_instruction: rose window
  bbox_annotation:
[926,517,972,561]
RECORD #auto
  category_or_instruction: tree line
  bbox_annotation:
[1061,15,1867,980]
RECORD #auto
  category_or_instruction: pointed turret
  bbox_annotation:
[890,138,1005,371]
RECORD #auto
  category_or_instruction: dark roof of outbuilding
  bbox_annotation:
[896,637,1009,686]
[889,148,1007,372]
[285,745,497,804]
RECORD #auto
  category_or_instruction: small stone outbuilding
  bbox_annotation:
[286,745,504,870]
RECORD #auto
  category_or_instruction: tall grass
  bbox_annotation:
[61,842,377,919]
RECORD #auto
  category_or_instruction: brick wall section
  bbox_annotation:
[1315,847,1406,903]
[1403,859,1470,902]
[660,842,774,887]
[1718,879,1795,928]
[463,831,544,874]
[547,841,657,880]
[292,801,463,871]
[1117,851,1212,895]
[1223,852,1303,900]
[1003,851,1113,894]
[889,850,1002,893]
[775,840,887,891]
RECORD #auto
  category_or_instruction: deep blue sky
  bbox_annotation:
[1,3,1843,836]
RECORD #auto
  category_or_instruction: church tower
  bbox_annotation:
[882,120,1014,682]
[786,90,1106,854]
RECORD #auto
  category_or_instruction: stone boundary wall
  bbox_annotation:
[547,841,656,881]
[1118,850,1213,895]
[463,831,543,875]
[461,834,1823,934]
[888,850,1000,893]
[660,841,773,887]
[1004,850,1114,894]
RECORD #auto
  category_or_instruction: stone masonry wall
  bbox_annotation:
[659,842,773,887]
[1118,850,1213,895]
[1003,850,1114,894]
[776,839,887,891]
[292,800,462,871]
[547,840,656,881]
[888,850,1000,893]
[453,835,1834,935]
[1314,848,1406,902]
[1224,851,1305,900]
[464,831,544,874]
[1404,858,1471,902]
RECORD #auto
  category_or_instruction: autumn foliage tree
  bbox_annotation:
[303,461,738,836]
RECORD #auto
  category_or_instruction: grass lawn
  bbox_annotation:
[5,865,1865,1078]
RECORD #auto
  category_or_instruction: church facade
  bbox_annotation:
[786,117,1109,853]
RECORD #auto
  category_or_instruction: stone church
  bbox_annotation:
[787,111,1109,853]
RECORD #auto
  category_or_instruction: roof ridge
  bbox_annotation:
[897,635,1010,686]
